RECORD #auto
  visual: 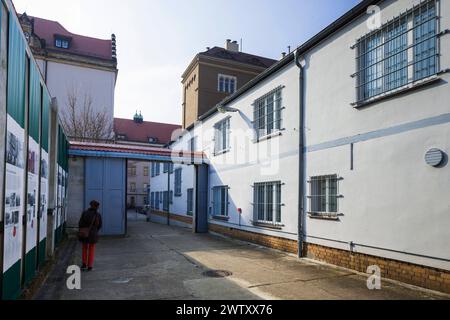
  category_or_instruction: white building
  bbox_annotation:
[151,0,450,293]
[19,13,118,135]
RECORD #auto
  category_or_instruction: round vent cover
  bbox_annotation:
[425,148,444,167]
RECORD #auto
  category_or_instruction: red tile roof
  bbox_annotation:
[113,118,181,145]
[23,14,113,60]
[201,47,277,69]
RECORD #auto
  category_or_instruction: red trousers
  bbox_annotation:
[82,243,96,268]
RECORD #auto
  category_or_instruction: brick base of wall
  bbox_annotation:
[303,242,450,294]
[209,223,298,254]
[150,211,193,226]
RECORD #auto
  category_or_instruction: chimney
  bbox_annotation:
[225,39,239,52]
[281,52,286,59]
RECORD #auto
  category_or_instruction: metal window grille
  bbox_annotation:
[155,192,160,210]
[253,87,283,140]
[212,186,228,217]
[174,168,182,196]
[253,181,282,225]
[163,191,169,212]
[353,0,440,105]
[150,192,155,209]
[214,118,230,155]
[308,175,339,214]
[187,188,194,216]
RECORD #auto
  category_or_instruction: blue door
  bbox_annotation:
[85,158,126,236]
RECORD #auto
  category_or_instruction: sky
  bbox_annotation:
[12,0,361,125]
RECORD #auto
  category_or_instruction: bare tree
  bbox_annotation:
[61,87,114,142]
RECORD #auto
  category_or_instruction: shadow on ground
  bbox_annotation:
[35,219,449,300]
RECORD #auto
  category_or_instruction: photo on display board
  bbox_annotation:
[6,132,24,168]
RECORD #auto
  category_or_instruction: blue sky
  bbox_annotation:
[13,0,361,125]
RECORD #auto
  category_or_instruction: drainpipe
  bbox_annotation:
[295,50,305,258]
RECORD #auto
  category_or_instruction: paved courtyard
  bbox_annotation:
[35,220,448,300]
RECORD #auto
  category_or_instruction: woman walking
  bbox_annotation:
[78,200,102,271]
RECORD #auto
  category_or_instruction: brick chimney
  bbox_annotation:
[225,39,239,52]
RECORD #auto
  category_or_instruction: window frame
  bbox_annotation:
[174,168,182,197]
[212,186,229,218]
[213,117,231,156]
[253,87,284,142]
[353,0,440,106]
[218,74,237,94]
[253,181,283,226]
[308,174,341,218]
[187,188,194,216]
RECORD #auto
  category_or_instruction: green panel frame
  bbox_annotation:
[28,63,41,142]
[41,91,49,152]
[6,10,25,127]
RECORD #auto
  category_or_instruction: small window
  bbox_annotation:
[214,118,230,155]
[128,166,136,176]
[143,166,149,176]
[130,182,136,192]
[212,186,228,217]
[253,87,283,140]
[187,188,194,216]
[253,181,282,225]
[163,163,169,173]
[55,38,69,49]
[309,175,340,216]
[218,74,237,94]
[174,168,182,196]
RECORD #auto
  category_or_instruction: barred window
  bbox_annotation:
[253,87,283,140]
[212,186,228,217]
[174,168,182,196]
[187,188,194,216]
[214,118,230,155]
[150,192,155,209]
[308,175,340,215]
[253,181,282,225]
[152,162,160,177]
[163,191,169,212]
[354,0,439,105]
[155,192,160,210]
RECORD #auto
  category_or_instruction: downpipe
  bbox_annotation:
[295,50,305,258]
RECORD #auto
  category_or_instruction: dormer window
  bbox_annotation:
[148,137,158,143]
[55,38,70,49]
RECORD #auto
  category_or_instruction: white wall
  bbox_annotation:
[153,62,301,241]
[36,59,116,128]
[303,0,450,270]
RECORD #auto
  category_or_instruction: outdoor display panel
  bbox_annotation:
[2,11,27,300]
[23,63,41,285]
[38,91,50,266]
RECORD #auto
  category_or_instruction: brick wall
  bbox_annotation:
[303,242,450,294]
[209,223,298,254]
[150,210,193,226]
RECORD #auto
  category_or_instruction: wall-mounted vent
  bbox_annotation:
[425,148,444,167]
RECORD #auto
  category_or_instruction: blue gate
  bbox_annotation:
[85,158,126,236]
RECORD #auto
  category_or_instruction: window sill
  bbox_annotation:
[308,212,342,221]
[253,130,283,143]
[214,149,230,157]
[251,221,284,230]
[352,73,447,109]
[212,215,230,221]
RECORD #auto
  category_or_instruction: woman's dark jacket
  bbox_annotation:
[78,208,102,244]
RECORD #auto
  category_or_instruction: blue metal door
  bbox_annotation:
[195,164,208,233]
[85,158,126,236]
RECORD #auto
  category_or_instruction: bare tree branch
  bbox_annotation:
[61,87,114,142]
